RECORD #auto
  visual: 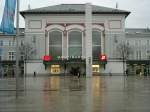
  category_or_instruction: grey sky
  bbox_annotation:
[19,0,150,28]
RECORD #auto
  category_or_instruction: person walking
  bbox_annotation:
[77,72,80,78]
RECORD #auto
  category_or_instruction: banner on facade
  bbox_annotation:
[0,0,16,34]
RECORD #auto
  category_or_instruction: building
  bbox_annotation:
[125,28,150,75]
[20,3,130,76]
[0,4,149,76]
[0,28,24,77]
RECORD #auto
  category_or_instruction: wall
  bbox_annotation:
[104,60,124,75]
[25,60,48,75]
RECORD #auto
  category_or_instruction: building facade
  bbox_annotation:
[125,28,150,75]
[0,28,24,77]
[20,4,130,76]
[0,4,149,76]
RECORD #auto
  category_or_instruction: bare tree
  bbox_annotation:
[116,42,132,75]
[19,42,36,75]
[19,42,36,60]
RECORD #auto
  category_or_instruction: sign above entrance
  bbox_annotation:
[57,56,84,60]
[42,55,85,61]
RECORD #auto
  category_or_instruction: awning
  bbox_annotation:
[43,59,86,69]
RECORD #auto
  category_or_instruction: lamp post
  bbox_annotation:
[16,0,20,97]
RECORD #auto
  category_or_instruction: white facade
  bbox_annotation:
[21,4,129,75]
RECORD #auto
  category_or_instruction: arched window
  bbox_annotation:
[68,31,82,56]
[49,30,62,58]
[92,30,101,59]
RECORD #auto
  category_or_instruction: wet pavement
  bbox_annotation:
[0,76,150,112]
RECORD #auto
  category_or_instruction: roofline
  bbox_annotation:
[20,11,130,18]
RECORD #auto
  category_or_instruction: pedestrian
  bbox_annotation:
[126,69,128,76]
[34,71,36,77]
[77,72,80,78]
[140,71,142,76]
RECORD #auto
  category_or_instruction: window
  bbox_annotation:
[147,40,149,46]
[32,36,36,43]
[0,49,3,60]
[8,51,16,60]
[3,40,9,46]
[135,40,138,46]
[9,41,16,46]
[12,41,16,46]
[0,40,3,46]
[68,31,82,56]
[139,40,141,46]
[20,51,24,60]
[0,49,3,55]
[9,41,11,46]
[147,50,150,59]
[49,31,62,58]
[136,51,138,60]
[139,50,141,59]
[92,30,101,59]
[126,40,129,46]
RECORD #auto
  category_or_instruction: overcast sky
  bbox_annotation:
[1,0,150,28]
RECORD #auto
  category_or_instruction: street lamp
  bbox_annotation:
[15,0,20,97]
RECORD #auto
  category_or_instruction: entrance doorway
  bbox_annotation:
[92,64,100,74]
[50,65,61,74]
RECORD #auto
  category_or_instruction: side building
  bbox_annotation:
[125,28,150,76]
[0,28,24,77]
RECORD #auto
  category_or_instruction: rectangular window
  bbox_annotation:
[13,41,16,46]
[136,51,138,60]
[126,40,129,46]
[147,50,150,59]
[0,49,3,60]
[139,40,141,47]
[20,55,24,60]
[8,51,16,60]
[147,40,149,46]
[92,46,101,59]
[92,31,101,59]
[3,40,9,46]
[139,51,141,59]
[0,40,3,46]
[0,49,2,55]
[135,40,138,46]
[9,41,16,46]
[9,41,11,46]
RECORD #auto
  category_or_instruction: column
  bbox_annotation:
[101,32,104,54]
[85,3,92,77]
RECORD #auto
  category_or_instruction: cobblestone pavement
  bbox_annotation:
[0,76,150,112]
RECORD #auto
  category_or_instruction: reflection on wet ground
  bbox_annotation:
[0,76,150,112]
